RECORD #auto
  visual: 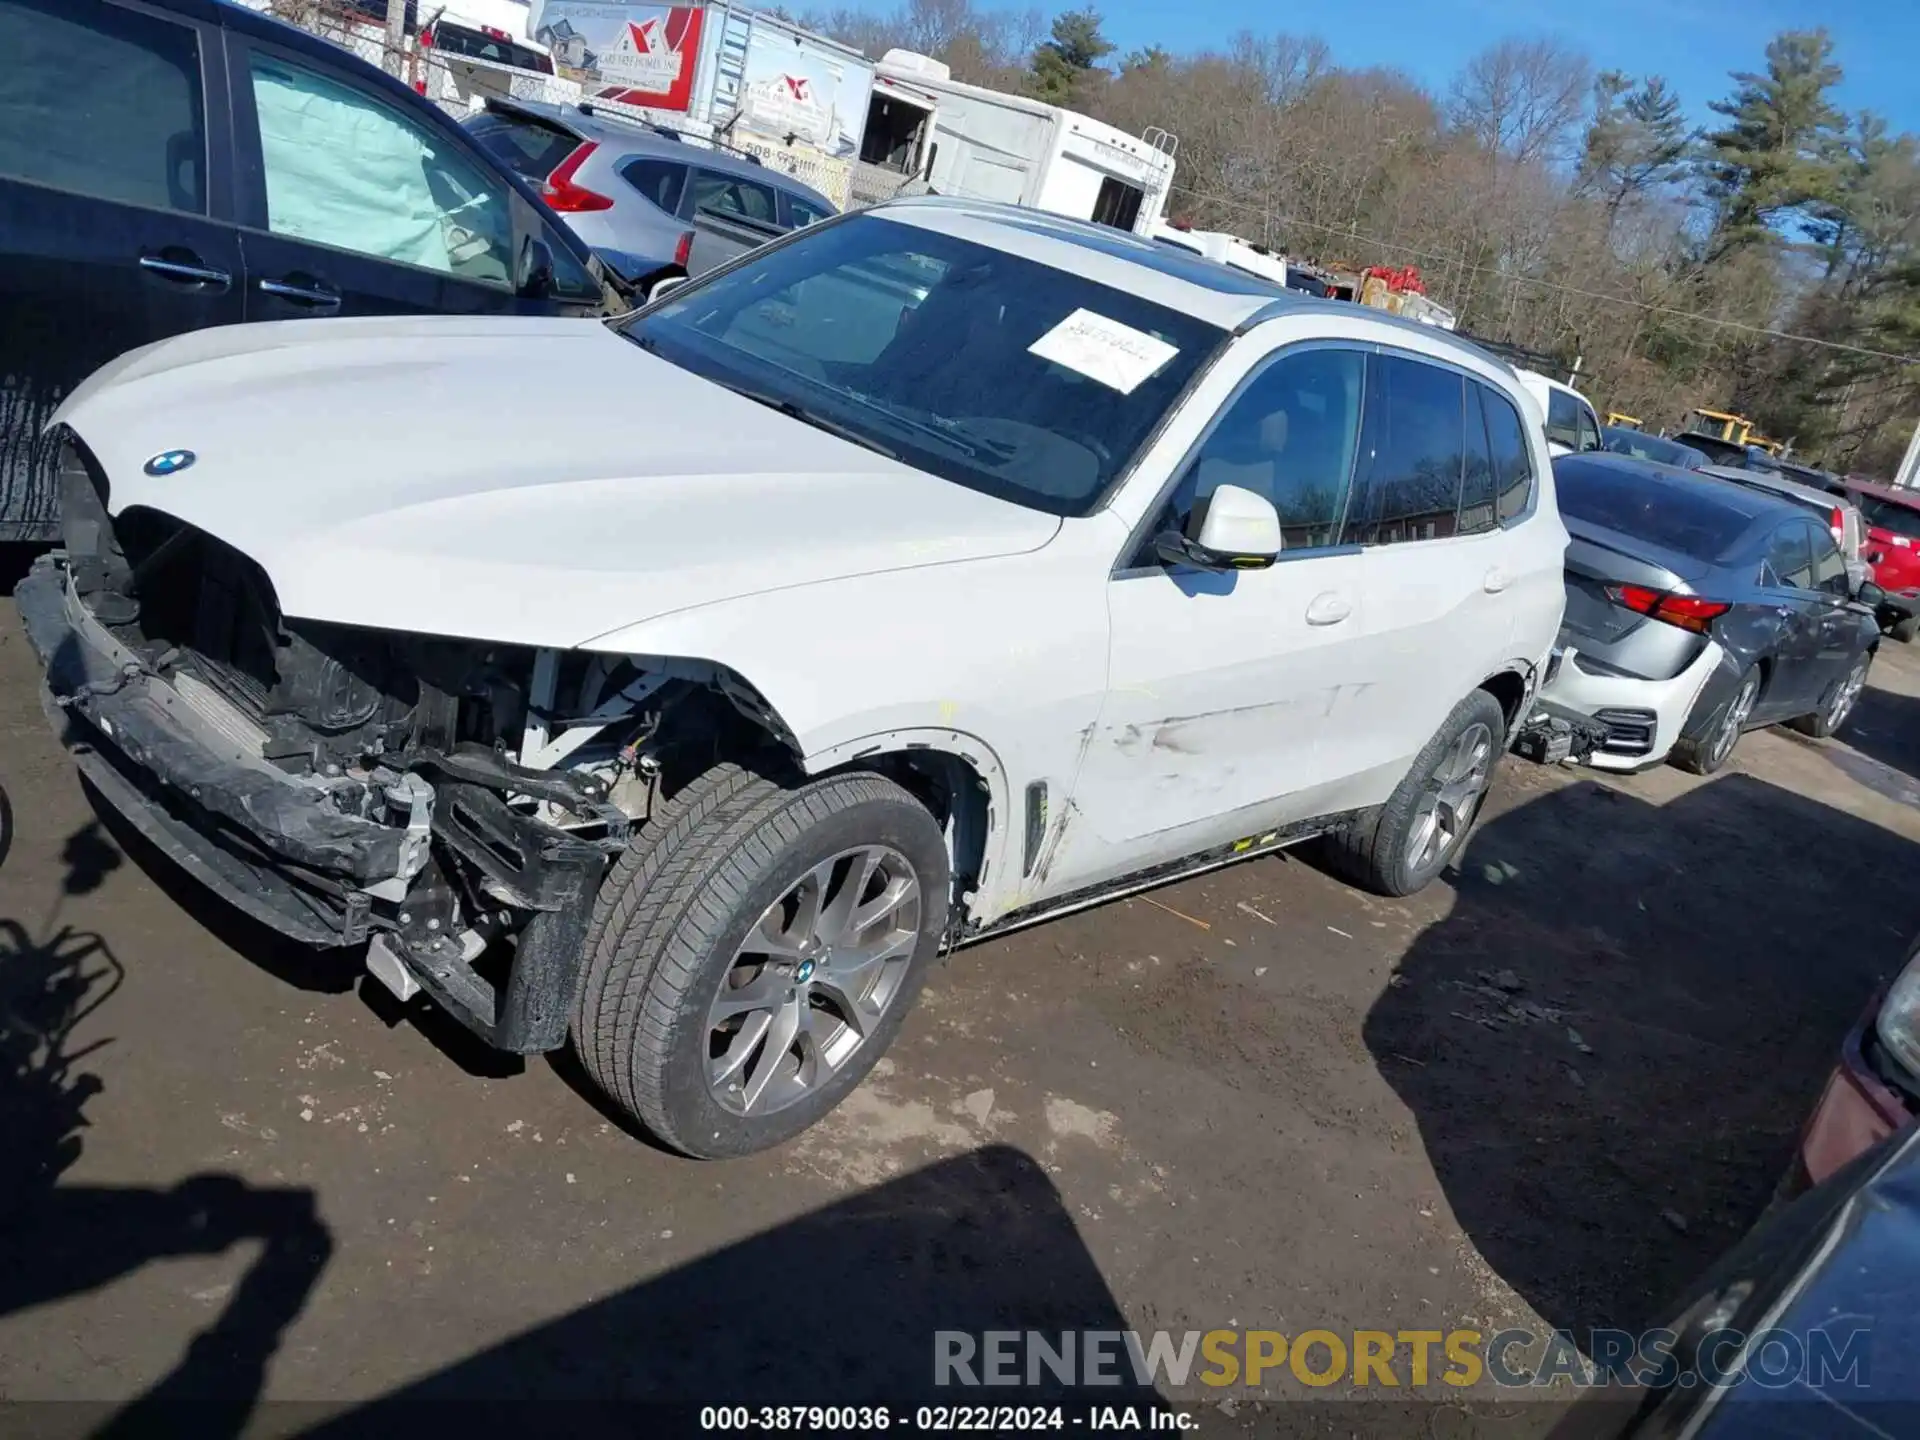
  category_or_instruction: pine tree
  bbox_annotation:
[1029,9,1114,106]
[1701,29,1848,254]
[1578,72,1690,235]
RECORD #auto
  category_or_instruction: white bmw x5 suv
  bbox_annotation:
[19,198,1567,1156]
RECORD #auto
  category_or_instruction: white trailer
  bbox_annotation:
[868,50,1175,235]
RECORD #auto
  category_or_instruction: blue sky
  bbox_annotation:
[1095,0,1920,137]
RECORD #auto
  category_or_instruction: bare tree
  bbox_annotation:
[1448,39,1591,167]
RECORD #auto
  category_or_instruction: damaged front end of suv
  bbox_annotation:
[18,436,780,1054]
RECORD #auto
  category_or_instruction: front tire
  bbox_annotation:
[1890,615,1918,644]
[1317,689,1504,897]
[572,769,950,1158]
[1790,652,1870,739]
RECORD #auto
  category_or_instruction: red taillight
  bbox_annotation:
[542,142,613,212]
[483,24,511,40]
[1831,507,1847,543]
[673,230,693,268]
[1608,584,1731,634]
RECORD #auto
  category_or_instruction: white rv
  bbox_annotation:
[864,51,1176,234]
[1146,221,1288,287]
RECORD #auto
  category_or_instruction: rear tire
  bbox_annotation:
[1670,665,1758,775]
[572,769,950,1158]
[1317,690,1505,897]
[1891,616,1917,644]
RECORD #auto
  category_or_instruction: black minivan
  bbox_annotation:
[0,0,612,540]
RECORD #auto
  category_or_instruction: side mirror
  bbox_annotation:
[1857,580,1887,608]
[648,274,690,304]
[1153,485,1283,572]
[517,237,555,300]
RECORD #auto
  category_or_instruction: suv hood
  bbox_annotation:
[53,315,1060,648]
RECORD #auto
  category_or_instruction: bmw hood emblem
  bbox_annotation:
[143,449,196,477]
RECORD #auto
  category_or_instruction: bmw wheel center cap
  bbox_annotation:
[143,449,195,476]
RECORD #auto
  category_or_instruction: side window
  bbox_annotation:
[621,157,688,217]
[1809,525,1850,595]
[1147,347,1365,557]
[1544,389,1582,451]
[1458,384,1499,536]
[1483,388,1536,524]
[1346,354,1466,546]
[692,170,779,224]
[0,0,205,213]
[1765,523,1814,590]
[247,53,513,286]
[786,195,833,228]
[1576,404,1602,454]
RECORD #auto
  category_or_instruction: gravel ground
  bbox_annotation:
[4,563,1919,1429]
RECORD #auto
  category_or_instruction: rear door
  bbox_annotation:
[224,33,600,320]
[1806,523,1868,694]
[1754,520,1825,717]
[0,0,241,538]
[1341,351,1520,784]
[683,167,784,274]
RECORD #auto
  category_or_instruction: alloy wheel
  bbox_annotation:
[1405,721,1494,877]
[1828,658,1868,732]
[1712,673,1759,766]
[706,845,922,1117]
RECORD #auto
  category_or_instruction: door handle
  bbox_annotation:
[1305,592,1351,626]
[258,277,341,309]
[1483,567,1513,594]
[139,253,232,288]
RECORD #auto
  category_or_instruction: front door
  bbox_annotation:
[0,0,241,537]
[1043,344,1376,898]
[224,37,583,321]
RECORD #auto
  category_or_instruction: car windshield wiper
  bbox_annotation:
[729,387,900,461]
[838,389,994,460]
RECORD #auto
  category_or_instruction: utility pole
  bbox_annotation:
[1895,413,1920,489]
[384,0,407,79]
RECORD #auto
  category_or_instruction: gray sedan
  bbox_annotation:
[1543,454,1881,775]
[464,98,836,298]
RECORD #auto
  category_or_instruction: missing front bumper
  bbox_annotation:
[15,555,611,1052]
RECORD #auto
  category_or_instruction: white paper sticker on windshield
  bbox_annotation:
[1028,309,1179,395]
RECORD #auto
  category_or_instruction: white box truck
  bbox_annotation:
[867,50,1176,234]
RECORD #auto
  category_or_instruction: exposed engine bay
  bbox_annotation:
[28,438,795,1052]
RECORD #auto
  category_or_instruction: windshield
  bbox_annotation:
[1861,496,1920,540]
[617,213,1224,516]
[1556,457,1760,561]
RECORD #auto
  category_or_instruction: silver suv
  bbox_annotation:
[464,99,836,298]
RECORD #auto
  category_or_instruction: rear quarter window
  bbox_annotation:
[1557,459,1760,561]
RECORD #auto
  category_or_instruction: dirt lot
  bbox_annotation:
[4,563,1920,1426]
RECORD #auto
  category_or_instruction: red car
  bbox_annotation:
[1788,929,1920,1195]
[1841,477,1920,640]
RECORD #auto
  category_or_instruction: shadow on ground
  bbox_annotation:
[308,1143,1157,1427]
[1367,771,1920,1341]
[0,809,332,1436]
[1832,680,1920,794]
